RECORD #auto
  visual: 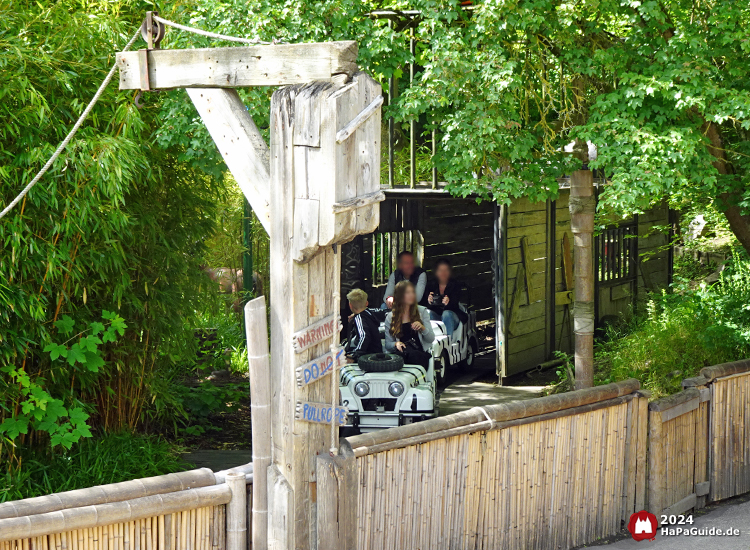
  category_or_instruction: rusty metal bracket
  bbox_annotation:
[134,11,165,108]
[140,11,165,50]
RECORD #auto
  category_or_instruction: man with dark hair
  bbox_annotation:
[382,251,426,309]
[421,258,468,335]
[345,289,383,362]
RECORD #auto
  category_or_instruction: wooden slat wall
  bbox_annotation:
[355,400,635,550]
[421,200,495,322]
[637,204,671,292]
[505,197,549,374]
[648,396,709,515]
[2,506,226,550]
[710,373,750,502]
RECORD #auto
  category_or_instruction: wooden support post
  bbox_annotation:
[187,88,271,232]
[225,473,247,550]
[569,142,595,389]
[245,297,272,550]
[267,75,381,550]
[493,203,508,379]
[316,445,357,550]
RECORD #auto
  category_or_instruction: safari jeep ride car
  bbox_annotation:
[339,352,437,433]
[339,299,479,434]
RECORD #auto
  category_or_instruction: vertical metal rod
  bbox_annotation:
[388,21,395,189]
[409,27,416,189]
[243,200,254,296]
[431,128,438,189]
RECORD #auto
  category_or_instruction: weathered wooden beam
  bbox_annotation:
[187,88,271,232]
[118,42,358,90]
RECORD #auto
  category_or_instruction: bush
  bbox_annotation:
[595,251,750,397]
[0,433,190,503]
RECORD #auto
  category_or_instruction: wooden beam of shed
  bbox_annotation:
[117,42,358,90]
[187,88,271,232]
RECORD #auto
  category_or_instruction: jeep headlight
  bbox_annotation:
[354,381,370,397]
[388,381,405,397]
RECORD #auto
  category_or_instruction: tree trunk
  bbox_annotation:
[570,142,595,389]
[704,122,750,255]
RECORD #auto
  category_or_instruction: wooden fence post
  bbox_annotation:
[683,376,711,509]
[569,141,595,389]
[316,444,357,550]
[647,402,664,515]
[635,390,650,512]
[226,473,247,550]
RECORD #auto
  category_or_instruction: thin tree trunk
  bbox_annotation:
[570,141,595,389]
[704,121,750,255]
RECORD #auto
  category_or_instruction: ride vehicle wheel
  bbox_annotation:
[465,338,478,367]
[437,350,450,385]
[358,353,404,373]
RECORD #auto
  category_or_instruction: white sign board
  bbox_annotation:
[296,401,348,426]
[292,314,341,353]
[296,348,344,387]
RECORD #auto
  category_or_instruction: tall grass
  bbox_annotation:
[0,433,190,503]
[595,251,750,397]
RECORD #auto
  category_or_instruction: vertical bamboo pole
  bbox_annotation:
[226,473,247,550]
[648,406,665,515]
[569,141,595,389]
[244,296,271,550]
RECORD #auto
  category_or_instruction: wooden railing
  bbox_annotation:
[345,380,647,550]
[0,467,251,550]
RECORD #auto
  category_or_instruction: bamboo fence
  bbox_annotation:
[0,470,250,550]
[703,359,750,502]
[346,380,647,550]
[5,358,750,550]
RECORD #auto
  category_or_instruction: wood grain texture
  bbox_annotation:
[118,42,358,90]
[187,89,271,232]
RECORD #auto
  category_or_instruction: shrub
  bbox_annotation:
[0,433,189,503]
[595,251,750,397]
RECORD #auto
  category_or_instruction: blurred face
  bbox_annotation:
[402,285,416,306]
[398,254,415,277]
[435,263,452,284]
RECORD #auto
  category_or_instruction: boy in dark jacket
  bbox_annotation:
[345,289,383,362]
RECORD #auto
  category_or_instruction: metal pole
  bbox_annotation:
[243,199,254,296]
[388,20,395,189]
[409,26,416,189]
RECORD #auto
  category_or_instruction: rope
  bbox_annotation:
[0,28,142,221]
[152,15,274,45]
[476,406,496,431]
[330,289,342,456]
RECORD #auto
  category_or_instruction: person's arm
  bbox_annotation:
[415,272,427,303]
[382,272,396,302]
[383,313,398,352]
[419,307,435,345]
[445,281,462,312]
[349,314,369,359]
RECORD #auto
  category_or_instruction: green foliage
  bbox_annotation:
[0,433,189,502]
[0,0,226,463]
[595,252,750,397]
[173,382,246,436]
[673,255,718,282]
[1,312,126,451]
